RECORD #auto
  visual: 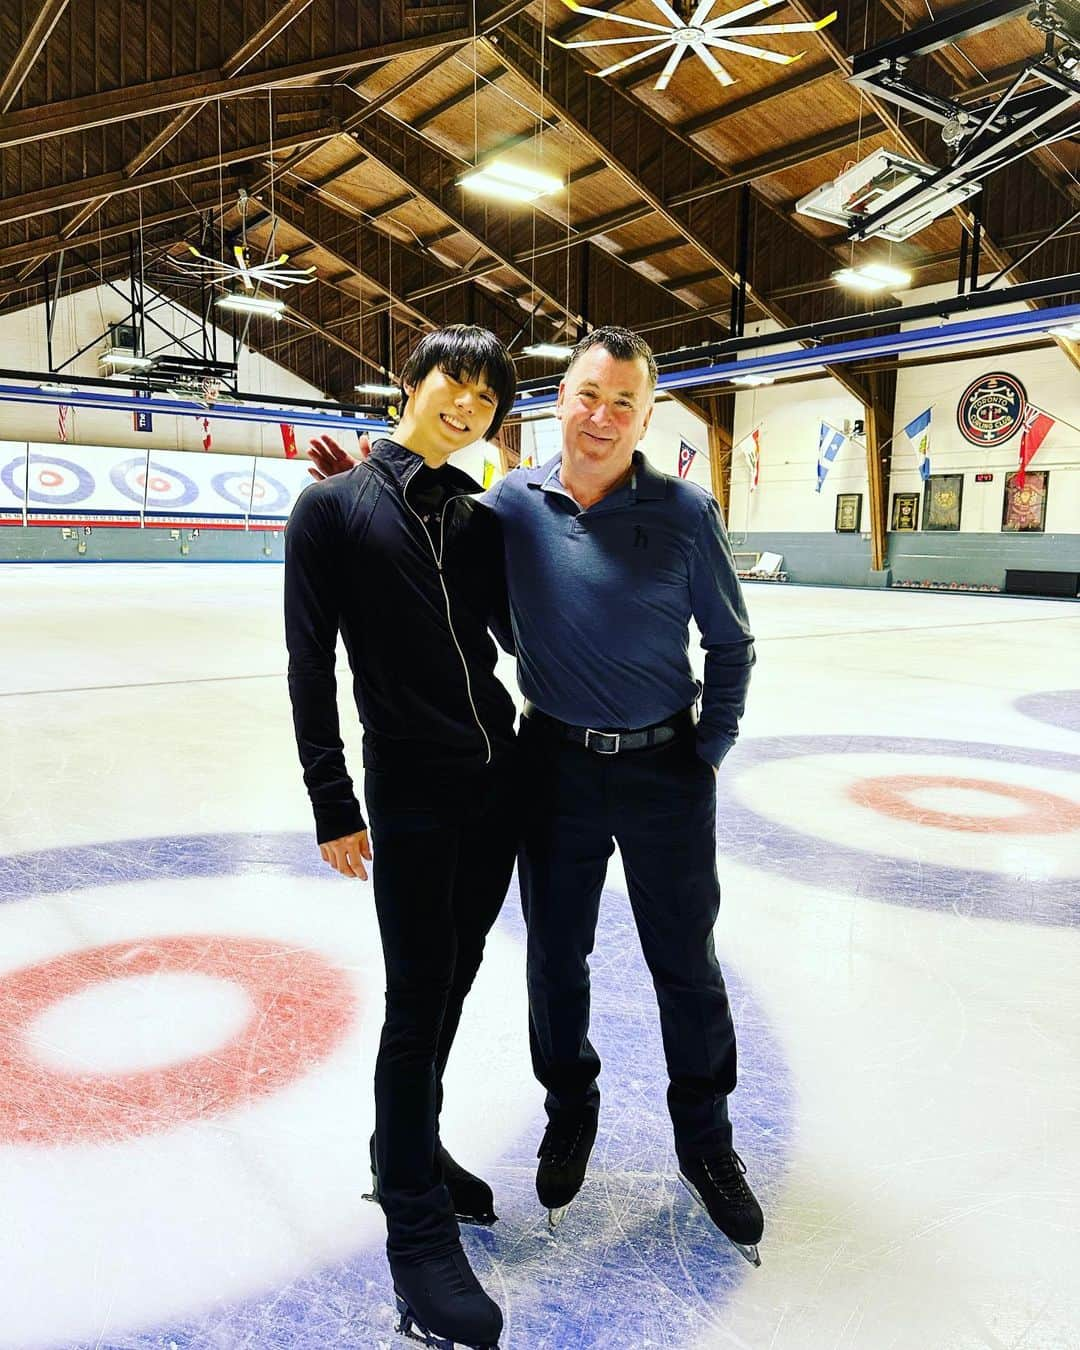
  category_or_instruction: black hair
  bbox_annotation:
[399,325,517,439]
[566,325,658,389]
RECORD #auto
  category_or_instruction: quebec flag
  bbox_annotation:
[903,407,932,481]
[816,423,846,493]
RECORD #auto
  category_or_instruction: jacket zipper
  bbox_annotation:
[402,460,493,765]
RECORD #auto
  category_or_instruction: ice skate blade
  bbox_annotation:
[394,1294,500,1349]
[547,1202,571,1231]
[677,1172,763,1268]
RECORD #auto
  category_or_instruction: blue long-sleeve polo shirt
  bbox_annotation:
[483,450,755,767]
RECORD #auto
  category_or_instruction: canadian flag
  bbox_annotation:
[738,427,760,491]
[1017,405,1055,488]
[279,423,298,459]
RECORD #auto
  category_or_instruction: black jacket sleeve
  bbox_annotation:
[284,483,366,842]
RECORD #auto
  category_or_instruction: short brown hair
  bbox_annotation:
[566,326,658,389]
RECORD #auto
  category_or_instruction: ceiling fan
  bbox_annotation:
[553,0,837,92]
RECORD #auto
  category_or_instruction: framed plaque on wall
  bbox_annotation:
[923,474,964,531]
[891,492,920,531]
[835,493,862,532]
[1002,471,1048,532]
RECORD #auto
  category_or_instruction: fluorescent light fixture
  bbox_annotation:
[1049,323,1080,339]
[458,159,563,203]
[731,373,775,387]
[355,383,400,397]
[215,293,285,319]
[833,262,912,292]
[98,349,154,370]
[522,343,574,359]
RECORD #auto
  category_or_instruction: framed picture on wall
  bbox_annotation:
[1001,471,1048,532]
[891,492,920,531]
[834,493,862,532]
[923,473,963,531]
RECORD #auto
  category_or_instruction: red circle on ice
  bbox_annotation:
[38,470,63,488]
[847,774,1080,834]
[0,935,357,1145]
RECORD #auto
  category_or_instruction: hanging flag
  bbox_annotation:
[280,423,298,459]
[903,407,932,481]
[677,438,698,479]
[482,458,497,489]
[57,404,69,442]
[197,415,212,452]
[1016,405,1055,488]
[736,428,760,492]
[133,395,153,433]
[816,423,846,493]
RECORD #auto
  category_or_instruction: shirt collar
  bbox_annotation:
[526,449,667,504]
[368,437,481,494]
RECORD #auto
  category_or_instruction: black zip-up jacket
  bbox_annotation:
[284,437,516,843]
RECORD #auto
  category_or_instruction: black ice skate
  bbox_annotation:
[391,1247,502,1349]
[677,1149,764,1267]
[364,1135,498,1227]
[535,1109,598,1230]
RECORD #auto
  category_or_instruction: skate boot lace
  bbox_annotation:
[538,1119,585,1166]
[701,1150,753,1203]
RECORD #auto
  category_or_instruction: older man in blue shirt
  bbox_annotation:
[310,326,762,1266]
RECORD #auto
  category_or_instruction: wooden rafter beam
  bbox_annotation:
[0,29,471,151]
[0,127,337,224]
[678,62,837,137]
[0,0,70,114]
[479,23,877,408]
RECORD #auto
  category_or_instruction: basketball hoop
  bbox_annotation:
[200,378,222,407]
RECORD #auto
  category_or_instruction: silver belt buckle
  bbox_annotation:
[585,728,620,754]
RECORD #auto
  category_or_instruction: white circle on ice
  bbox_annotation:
[732,751,1080,880]
[24,972,254,1075]
[0,870,533,1350]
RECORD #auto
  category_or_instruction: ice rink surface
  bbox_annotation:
[1,562,1078,1350]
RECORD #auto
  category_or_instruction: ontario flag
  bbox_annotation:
[279,423,298,459]
[737,427,760,492]
[1017,405,1055,488]
[677,438,698,479]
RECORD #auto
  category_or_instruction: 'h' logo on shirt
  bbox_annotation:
[633,526,649,550]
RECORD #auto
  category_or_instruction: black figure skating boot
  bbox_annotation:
[677,1149,764,1266]
[365,1134,498,1227]
[535,1108,598,1229]
[391,1246,502,1349]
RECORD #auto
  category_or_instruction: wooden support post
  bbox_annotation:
[703,393,734,522]
[863,368,897,576]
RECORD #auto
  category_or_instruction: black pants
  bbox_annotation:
[518,715,737,1158]
[364,750,519,1262]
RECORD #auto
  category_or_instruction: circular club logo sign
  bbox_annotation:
[957,371,1026,446]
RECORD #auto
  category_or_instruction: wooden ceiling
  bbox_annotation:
[0,0,1076,404]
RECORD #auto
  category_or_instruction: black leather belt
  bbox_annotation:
[522,701,693,755]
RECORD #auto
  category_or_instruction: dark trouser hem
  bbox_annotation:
[365,749,519,1259]
[519,718,737,1157]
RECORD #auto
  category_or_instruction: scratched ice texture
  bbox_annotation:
[0,564,1077,1350]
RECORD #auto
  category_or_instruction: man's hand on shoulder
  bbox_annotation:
[319,829,372,880]
[307,433,367,482]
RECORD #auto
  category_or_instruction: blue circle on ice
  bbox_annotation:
[1,453,95,505]
[1014,690,1080,736]
[715,735,1080,927]
[1,832,793,1349]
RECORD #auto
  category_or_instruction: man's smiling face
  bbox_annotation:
[403,365,499,466]
[556,345,655,484]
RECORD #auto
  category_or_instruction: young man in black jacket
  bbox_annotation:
[284,326,517,1350]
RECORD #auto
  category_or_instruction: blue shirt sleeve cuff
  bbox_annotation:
[697,734,736,770]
